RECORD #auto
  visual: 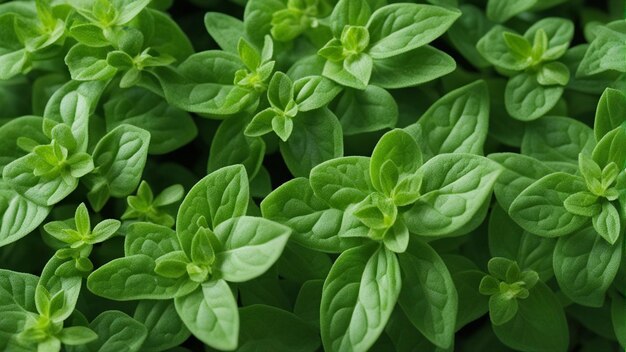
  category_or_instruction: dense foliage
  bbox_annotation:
[0,0,624,351]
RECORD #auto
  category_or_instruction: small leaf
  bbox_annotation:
[321,244,401,352]
[398,240,457,348]
[489,293,519,325]
[174,280,239,350]
[509,173,588,237]
[176,165,249,255]
[592,202,621,245]
[214,216,291,282]
[505,72,563,121]
[85,310,148,351]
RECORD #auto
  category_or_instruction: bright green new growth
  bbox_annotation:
[122,180,184,228]
[479,257,539,325]
[44,202,120,274]
[0,0,625,351]
[477,18,573,121]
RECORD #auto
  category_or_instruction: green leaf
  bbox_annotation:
[38,257,82,321]
[57,326,98,345]
[133,300,190,352]
[124,222,181,259]
[524,17,573,56]
[270,8,307,42]
[564,191,601,217]
[353,192,397,230]
[190,229,215,266]
[238,38,262,71]
[280,108,343,177]
[505,72,563,121]
[209,116,265,179]
[47,89,92,152]
[403,154,501,237]
[44,82,106,152]
[267,71,294,110]
[0,184,50,247]
[176,165,249,255]
[74,203,90,235]
[554,226,622,307]
[0,269,38,312]
[578,153,603,191]
[238,305,321,351]
[486,0,536,22]
[398,239,457,348]
[65,45,117,81]
[537,62,570,86]
[322,53,373,90]
[592,201,621,245]
[370,45,456,89]
[153,184,184,207]
[509,173,588,237]
[104,87,197,155]
[213,216,291,282]
[174,280,239,350]
[157,59,256,116]
[503,32,531,58]
[380,221,407,254]
[90,219,120,243]
[271,114,294,141]
[417,80,489,158]
[592,127,626,169]
[0,311,32,351]
[367,4,460,59]
[321,244,401,352]
[477,26,530,71]
[3,153,79,206]
[0,115,47,172]
[261,178,366,253]
[114,0,151,25]
[492,282,569,352]
[154,251,190,279]
[310,156,374,210]
[243,0,284,45]
[489,293,518,325]
[488,153,554,212]
[204,12,245,53]
[87,255,198,300]
[577,23,626,76]
[521,116,595,173]
[293,76,342,112]
[0,48,28,80]
[335,85,397,135]
[294,279,324,328]
[86,124,150,208]
[330,0,372,37]
[593,88,626,141]
[370,129,421,193]
[83,310,147,352]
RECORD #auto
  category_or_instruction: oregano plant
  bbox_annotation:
[0,0,625,351]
